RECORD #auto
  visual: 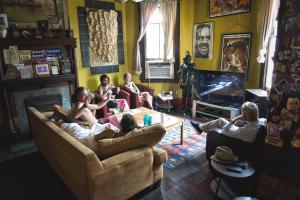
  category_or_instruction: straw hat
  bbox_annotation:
[210,146,238,163]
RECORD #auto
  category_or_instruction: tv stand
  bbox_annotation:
[192,100,240,121]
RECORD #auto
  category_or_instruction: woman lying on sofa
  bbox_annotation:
[62,86,137,151]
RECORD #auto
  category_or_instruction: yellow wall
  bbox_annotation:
[68,0,195,97]
[68,0,132,92]
[193,0,263,88]
[68,0,263,96]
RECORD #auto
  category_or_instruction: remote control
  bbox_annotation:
[226,168,242,174]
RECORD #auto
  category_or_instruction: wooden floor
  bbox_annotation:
[0,151,215,200]
[133,151,215,200]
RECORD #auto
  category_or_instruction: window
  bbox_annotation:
[145,7,173,60]
[140,4,179,82]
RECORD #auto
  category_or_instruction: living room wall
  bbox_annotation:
[68,0,195,97]
[193,0,264,88]
[68,0,129,91]
[69,0,263,96]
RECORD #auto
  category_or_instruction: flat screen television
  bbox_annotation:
[193,70,245,107]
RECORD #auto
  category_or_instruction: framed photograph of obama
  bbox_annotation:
[193,22,213,59]
[220,33,251,77]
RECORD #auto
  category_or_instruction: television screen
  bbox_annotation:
[193,70,245,107]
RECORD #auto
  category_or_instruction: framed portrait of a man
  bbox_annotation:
[221,33,251,77]
[193,22,213,59]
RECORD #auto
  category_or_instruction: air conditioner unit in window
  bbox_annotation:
[145,61,174,79]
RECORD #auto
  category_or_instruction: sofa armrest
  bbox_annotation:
[122,86,140,109]
[152,146,167,167]
[136,84,154,96]
[88,147,154,200]
[116,89,130,106]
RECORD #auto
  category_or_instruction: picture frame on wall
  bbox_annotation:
[192,22,213,59]
[35,63,50,77]
[209,0,251,18]
[51,64,59,75]
[220,33,251,77]
[1,0,68,29]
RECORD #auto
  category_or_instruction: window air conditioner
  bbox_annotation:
[145,61,174,79]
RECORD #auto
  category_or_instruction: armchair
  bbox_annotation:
[94,89,130,118]
[122,84,154,109]
[206,125,266,169]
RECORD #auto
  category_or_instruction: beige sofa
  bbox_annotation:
[28,107,167,200]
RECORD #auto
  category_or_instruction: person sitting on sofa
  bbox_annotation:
[191,101,265,143]
[120,113,138,134]
[62,86,120,151]
[97,74,129,113]
[124,72,154,109]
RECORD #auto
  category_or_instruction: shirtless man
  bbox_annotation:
[69,87,120,141]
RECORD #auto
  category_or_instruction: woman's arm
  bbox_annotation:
[86,96,110,110]
[132,82,140,94]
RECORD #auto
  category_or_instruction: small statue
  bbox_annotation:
[178,51,195,111]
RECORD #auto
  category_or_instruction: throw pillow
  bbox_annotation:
[97,124,166,159]
[52,104,70,122]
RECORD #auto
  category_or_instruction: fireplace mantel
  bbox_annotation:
[0,38,78,146]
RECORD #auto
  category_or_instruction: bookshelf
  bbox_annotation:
[0,38,78,145]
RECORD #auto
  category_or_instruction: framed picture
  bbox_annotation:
[209,0,251,18]
[193,22,213,59]
[51,65,59,75]
[1,0,68,29]
[0,14,8,28]
[220,33,251,76]
[35,63,50,77]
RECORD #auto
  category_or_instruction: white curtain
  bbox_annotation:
[160,0,177,60]
[135,1,159,75]
[257,0,281,63]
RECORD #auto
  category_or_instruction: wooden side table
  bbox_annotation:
[210,160,255,200]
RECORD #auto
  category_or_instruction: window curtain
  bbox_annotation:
[160,0,177,61]
[257,0,280,63]
[135,1,159,75]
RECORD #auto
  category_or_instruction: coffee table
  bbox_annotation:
[114,107,184,145]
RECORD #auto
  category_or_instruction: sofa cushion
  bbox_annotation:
[97,124,166,159]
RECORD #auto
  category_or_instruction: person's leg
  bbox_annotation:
[141,92,153,109]
[199,118,229,132]
[116,99,130,111]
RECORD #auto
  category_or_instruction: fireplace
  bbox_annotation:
[11,85,71,137]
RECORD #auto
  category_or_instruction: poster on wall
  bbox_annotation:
[1,0,68,28]
[192,22,213,59]
[220,33,251,76]
[209,0,251,18]
[86,9,119,67]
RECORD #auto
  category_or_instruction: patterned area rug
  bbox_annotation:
[156,119,207,169]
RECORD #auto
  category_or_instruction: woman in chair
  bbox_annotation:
[96,74,129,113]
[124,72,154,109]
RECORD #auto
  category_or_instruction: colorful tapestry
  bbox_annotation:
[156,120,207,169]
